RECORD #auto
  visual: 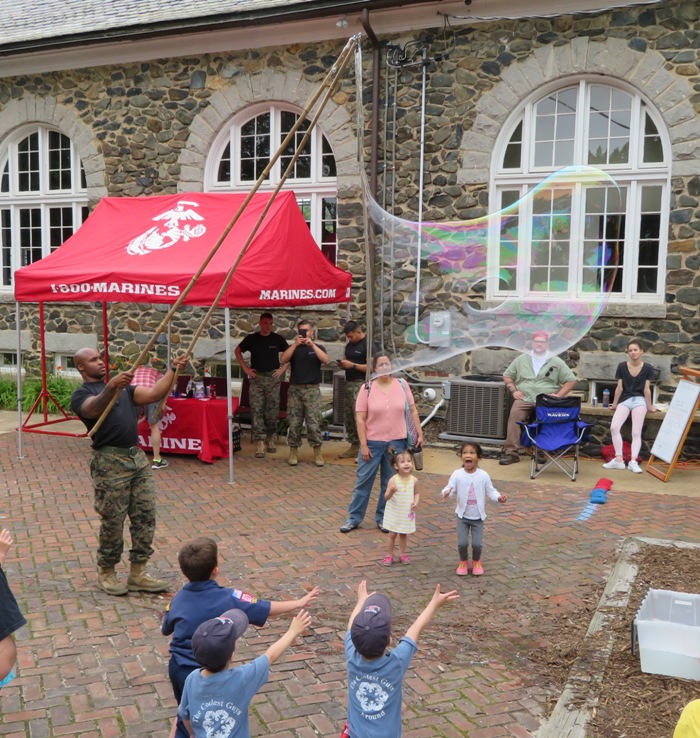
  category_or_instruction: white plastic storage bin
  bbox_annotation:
[634,588,700,680]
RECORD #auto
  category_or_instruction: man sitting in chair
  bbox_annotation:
[500,331,577,465]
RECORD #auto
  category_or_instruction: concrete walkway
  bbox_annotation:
[0,419,698,737]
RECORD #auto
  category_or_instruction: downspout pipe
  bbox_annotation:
[360,9,380,199]
[360,8,380,376]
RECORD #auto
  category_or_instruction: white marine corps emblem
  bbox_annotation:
[126,200,206,255]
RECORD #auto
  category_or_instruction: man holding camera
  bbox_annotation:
[280,319,330,467]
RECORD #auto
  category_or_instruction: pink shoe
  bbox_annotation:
[472,560,484,576]
[400,555,411,565]
[382,555,393,566]
[455,561,469,576]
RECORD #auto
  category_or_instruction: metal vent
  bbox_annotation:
[443,376,513,440]
[332,371,346,426]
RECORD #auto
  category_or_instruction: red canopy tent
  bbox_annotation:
[14,191,351,306]
[13,191,352,480]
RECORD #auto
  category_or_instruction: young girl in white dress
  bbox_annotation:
[382,449,419,566]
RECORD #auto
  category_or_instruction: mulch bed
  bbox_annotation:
[529,544,700,738]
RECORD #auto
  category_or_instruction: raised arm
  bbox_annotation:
[265,610,312,666]
[405,585,459,645]
[347,580,372,630]
[268,586,320,616]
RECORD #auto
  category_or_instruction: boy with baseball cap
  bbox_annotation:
[344,580,459,737]
[162,537,319,738]
[179,607,312,738]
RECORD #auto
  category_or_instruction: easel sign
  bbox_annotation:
[646,367,700,482]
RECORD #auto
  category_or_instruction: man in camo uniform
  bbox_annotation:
[337,321,369,460]
[71,348,188,596]
[234,312,289,459]
[280,319,329,467]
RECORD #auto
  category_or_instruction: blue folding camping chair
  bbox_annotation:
[518,394,593,481]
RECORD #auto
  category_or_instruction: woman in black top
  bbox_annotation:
[602,339,656,473]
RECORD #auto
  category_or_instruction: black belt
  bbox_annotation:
[93,445,141,457]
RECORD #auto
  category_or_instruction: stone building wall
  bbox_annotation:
[0,0,697,386]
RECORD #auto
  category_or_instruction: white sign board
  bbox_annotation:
[650,380,700,464]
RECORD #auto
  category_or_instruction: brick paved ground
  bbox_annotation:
[1,432,699,738]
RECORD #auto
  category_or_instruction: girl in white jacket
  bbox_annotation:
[441,442,507,576]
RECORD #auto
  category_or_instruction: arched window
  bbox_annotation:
[206,103,338,264]
[491,79,670,304]
[0,126,88,289]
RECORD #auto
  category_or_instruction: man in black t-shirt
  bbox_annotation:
[71,348,188,596]
[280,319,330,467]
[337,321,368,460]
[234,313,289,458]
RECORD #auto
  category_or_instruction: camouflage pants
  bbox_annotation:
[249,373,281,440]
[287,384,323,448]
[89,447,156,568]
[343,380,364,444]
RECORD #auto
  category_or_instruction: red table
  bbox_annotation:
[138,397,238,463]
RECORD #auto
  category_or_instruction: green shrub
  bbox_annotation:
[0,374,81,413]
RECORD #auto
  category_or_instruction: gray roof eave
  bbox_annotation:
[0,0,429,57]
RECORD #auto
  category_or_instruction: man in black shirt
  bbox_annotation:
[280,319,330,467]
[71,348,188,596]
[337,321,368,460]
[234,313,289,458]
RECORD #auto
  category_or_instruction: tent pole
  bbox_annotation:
[151,34,360,421]
[102,302,110,380]
[225,308,234,485]
[15,302,24,460]
[89,34,361,438]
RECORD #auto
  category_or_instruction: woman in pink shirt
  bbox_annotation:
[339,352,423,533]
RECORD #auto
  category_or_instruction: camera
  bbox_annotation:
[299,328,308,338]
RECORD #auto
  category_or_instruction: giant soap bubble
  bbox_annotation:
[368,165,620,375]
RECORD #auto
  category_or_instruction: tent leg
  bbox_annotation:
[15,302,24,460]
[225,308,234,485]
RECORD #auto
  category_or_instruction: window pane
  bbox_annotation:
[239,113,270,182]
[49,207,74,251]
[320,197,337,264]
[19,208,42,266]
[217,142,231,183]
[48,131,72,190]
[503,121,522,169]
[321,136,336,178]
[1,209,11,287]
[1,162,8,193]
[587,85,631,165]
[280,111,311,179]
[534,88,577,168]
[18,132,40,191]
[643,113,663,163]
[581,186,626,294]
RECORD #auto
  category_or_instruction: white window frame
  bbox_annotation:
[490,78,671,305]
[0,125,88,290]
[204,102,338,262]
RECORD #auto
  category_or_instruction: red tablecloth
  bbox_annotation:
[137,397,238,463]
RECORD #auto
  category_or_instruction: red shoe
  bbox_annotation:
[455,561,469,576]
[472,560,484,576]
[382,555,393,566]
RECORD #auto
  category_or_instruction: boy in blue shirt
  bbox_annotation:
[179,607,312,738]
[344,580,459,738]
[163,536,319,738]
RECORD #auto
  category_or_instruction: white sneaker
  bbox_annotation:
[602,459,626,470]
[628,460,643,473]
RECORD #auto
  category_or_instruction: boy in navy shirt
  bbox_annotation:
[163,536,319,738]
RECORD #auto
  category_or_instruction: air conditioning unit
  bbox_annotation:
[332,371,346,426]
[441,376,514,441]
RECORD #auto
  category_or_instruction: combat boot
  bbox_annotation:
[127,562,169,593]
[288,447,298,466]
[314,447,325,467]
[338,443,359,459]
[265,435,277,453]
[255,440,266,458]
[97,566,128,596]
